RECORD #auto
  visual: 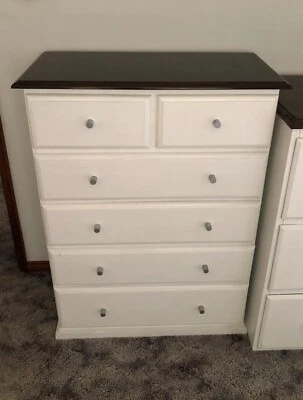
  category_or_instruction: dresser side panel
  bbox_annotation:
[245,117,296,348]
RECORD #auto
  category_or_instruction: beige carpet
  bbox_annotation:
[0,182,303,400]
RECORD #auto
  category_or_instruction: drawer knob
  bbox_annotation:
[100,308,107,318]
[97,266,104,276]
[94,224,101,233]
[204,222,212,231]
[89,176,98,185]
[86,119,95,129]
[198,305,205,315]
[202,264,209,273]
[213,119,221,129]
[208,174,216,184]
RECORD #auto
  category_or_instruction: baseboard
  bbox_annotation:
[27,260,50,272]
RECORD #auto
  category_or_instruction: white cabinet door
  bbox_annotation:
[259,295,303,349]
[283,139,303,219]
[42,202,260,246]
[270,225,303,291]
[35,154,267,200]
[55,285,247,328]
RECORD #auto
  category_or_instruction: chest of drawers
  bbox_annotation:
[246,75,303,350]
[12,52,288,339]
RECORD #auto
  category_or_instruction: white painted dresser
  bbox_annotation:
[246,75,303,350]
[12,52,288,339]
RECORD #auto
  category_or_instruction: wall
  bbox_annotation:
[0,0,302,260]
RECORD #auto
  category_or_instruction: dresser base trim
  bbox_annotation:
[56,323,247,339]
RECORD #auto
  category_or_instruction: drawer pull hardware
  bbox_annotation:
[86,119,95,129]
[89,176,98,185]
[208,174,217,184]
[198,305,205,315]
[94,224,101,233]
[202,264,209,273]
[213,119,221,129]
[97,266,104,276]
[204,222,212,231]
[100,308,107,318]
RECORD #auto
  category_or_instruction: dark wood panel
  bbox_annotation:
[27,260,50,272]
[0,117,27,271]
[12,51,290,90]
[278,75,303,129]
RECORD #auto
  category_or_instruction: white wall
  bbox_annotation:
[0,0,303,260]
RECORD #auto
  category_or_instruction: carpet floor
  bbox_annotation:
[0,182,303,400]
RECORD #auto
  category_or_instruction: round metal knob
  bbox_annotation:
[204,222,212,232]
[94,224,101,233]
[213,119,221,129]
[97,266,104,276]
[89,176,98,185]
[198,305,205,315]
[202,264,209,274]
[86,119,94,129]
[209,174,217,184]
[100,308,106,317]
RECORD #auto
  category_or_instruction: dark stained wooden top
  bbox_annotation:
[11,51,290,90]
[278,75,303,129]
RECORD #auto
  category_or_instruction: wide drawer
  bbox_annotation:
[55,285,247,328]
[259,295,303,349]
[42,202,260,246]
[157,95,277,147]
[35,154,267,200]
[26,94,151,148]
[282,139,303,219]
[49,246,254,285]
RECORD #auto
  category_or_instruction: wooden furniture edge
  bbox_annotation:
[0,116,50,273]
[27,260,50,272]
[0,116,30,271]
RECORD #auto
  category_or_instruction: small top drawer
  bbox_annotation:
[26,94,151,148]
[157,95,277,148]
[283,139,303,219]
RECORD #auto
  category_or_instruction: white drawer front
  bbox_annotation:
[26,94,151,148]
[49,246,254,285]
[158,95,277,148]
[35,154,267,200]
[55,285,247,328]
[42,203,260,246]
[270,225,303,291]
[283,139,303,219]
[260,295,303,349]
